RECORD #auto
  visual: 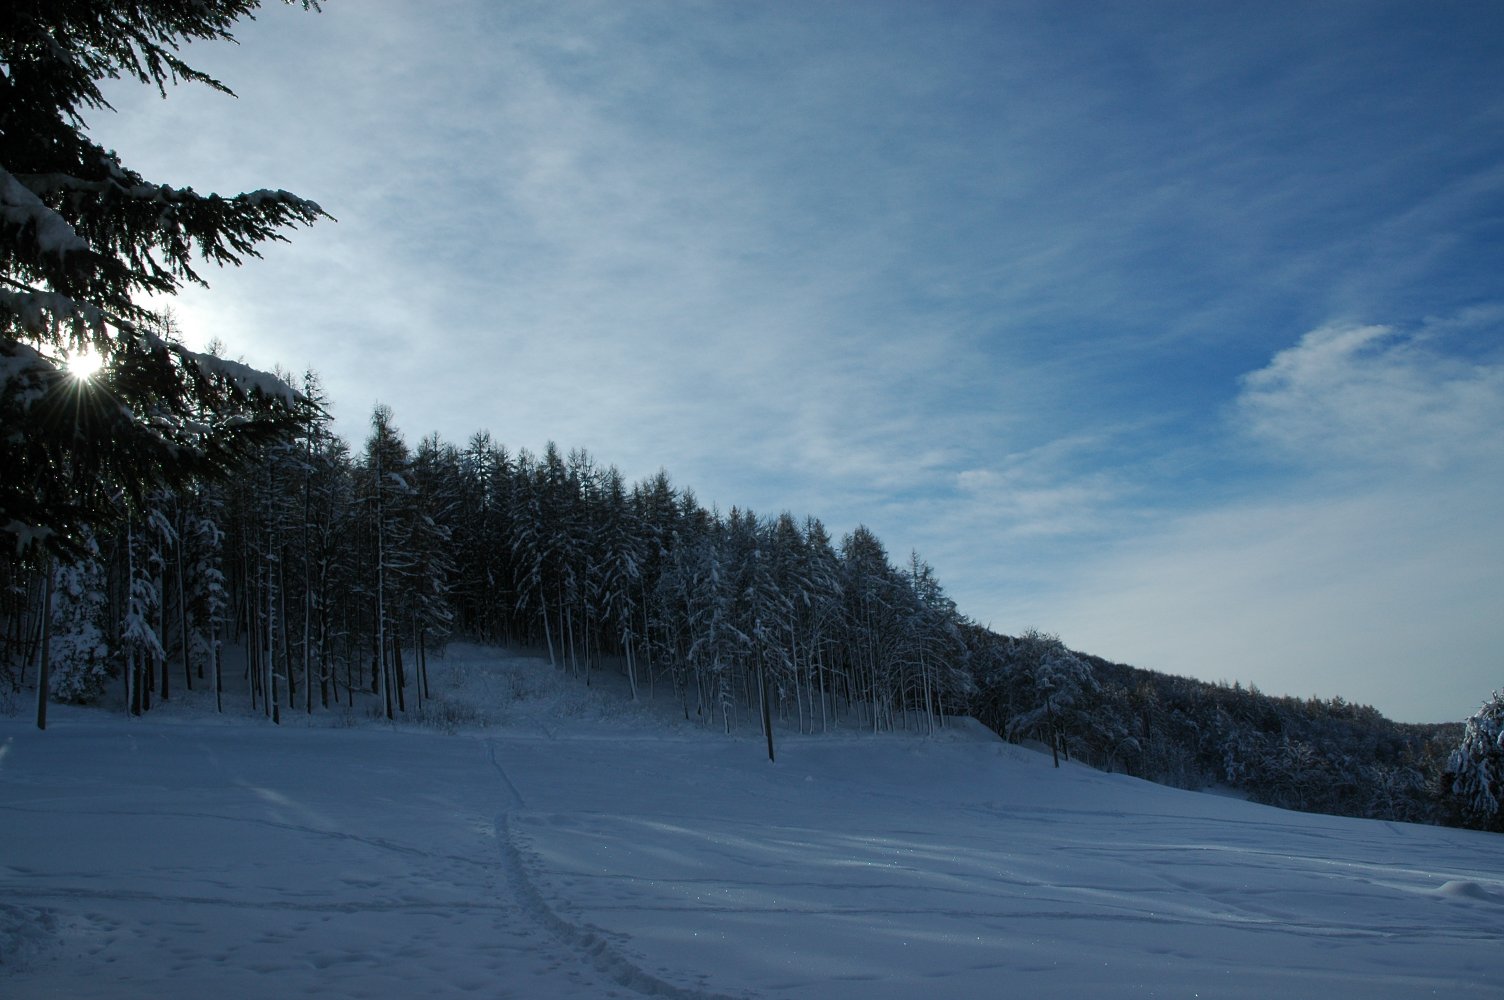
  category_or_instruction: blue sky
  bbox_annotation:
[95,0,1504,722]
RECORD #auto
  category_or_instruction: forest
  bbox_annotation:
[0,386,1495,832]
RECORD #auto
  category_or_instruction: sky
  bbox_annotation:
[89,0,1504,723]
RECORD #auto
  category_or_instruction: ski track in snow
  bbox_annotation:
[487,739,745,1000]
[2,643,1502,998]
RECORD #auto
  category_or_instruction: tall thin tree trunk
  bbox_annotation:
[817,644,828,733]
[267,552,280,726]
[304,585,314,715]
[640,597,654,700]
[157,567,169,703]
[540,591,556,668]
[374,443,392,721]
[759,659,776,763]
[176,530,192,690]
[416,618,431,701]
[246,560,260,712]
[280,564,294,709]
[34,557,53,731]
[393,631,406,714]
[128,650,141,716]
[623,635,638,700]
[303,428,314,714]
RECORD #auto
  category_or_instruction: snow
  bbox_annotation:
[189,352,300,405]
[2,643,1500,998]
[2,520,53,557]
[0,287,106,338]
[0,168,88,257]
[0,339,52,414]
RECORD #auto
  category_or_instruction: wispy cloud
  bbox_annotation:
[1033,315,1504,721]
[953,434,1133,539]
[1237,317,1504,473]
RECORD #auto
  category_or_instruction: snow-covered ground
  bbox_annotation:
[2,644,1500,998]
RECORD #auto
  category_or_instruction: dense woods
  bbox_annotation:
[2,400,974,748]
[0,397,1489,828]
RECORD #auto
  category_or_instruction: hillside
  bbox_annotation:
[2,644,1501,998]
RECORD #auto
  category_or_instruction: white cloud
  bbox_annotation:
[952,433,1131,539]
[1031,317,1504,723]
[1236,318,1504,472]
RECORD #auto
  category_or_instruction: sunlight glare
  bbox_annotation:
[66,347,104,381]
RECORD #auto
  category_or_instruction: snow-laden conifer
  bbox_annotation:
[1448,691,1504,830]
[46,531,110,703]
[1,2,325,560]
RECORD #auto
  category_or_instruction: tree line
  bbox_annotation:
[3,390,1498,826]
[1,390,981,757]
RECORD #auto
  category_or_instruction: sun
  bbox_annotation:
[65,347,104,381]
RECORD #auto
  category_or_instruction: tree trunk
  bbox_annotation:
[267,556,280,726]
[393,631,407,714]
[759,660,776,763]
[213,612,223,714]
[176,530,192,690]
[417,621,431,700]
[156,567,169,702]
[34,558,53,730]
[280,565,294,709]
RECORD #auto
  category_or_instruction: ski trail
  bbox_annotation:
[487,739,526,810]
[486,739,746,1000]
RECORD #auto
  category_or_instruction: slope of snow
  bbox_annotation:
[2,644,1500,998]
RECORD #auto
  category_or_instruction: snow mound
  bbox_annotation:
[1435,879,1500,903]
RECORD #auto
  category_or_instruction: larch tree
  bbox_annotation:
[407,432,460,705]
[363,404,413,721]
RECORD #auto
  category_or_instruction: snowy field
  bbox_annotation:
[2,644,1501,998]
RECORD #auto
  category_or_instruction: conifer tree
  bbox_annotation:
[407,433,459,703]
[594,466,644,697]
[799,517,843,731]
[1,1,326,560]
[363,404,412,719]
[1447,691,1504,831]
[45,529,110,703]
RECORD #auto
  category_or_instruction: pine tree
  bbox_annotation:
[899,552,969,734]
[45,529,110,703]
[841,526,900,731]
[453,432,513,643]
[593,466,644,697]
[2,1,325,560]
[1447,691,1504,831]
[407,433,459,704]
[119,511,165,715]
[510,449,559,665]
[799,517,843,732]
[1002,630,1098,767]
[363,405,413,720]
[181,491,229,712]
